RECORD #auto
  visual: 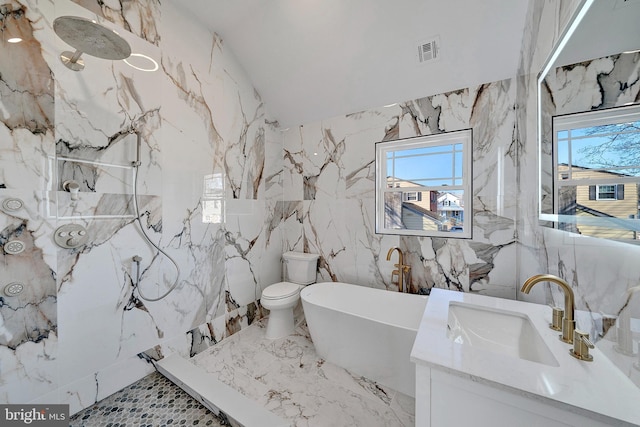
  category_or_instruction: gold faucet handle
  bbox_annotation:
[550,307,563,331]
[570,329,594,361]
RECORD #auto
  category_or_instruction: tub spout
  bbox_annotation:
[521,274,575,344]
[386,247,411,293]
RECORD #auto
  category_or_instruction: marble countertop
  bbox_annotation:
[410,288,640,426]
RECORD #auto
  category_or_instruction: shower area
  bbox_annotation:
[0,0,282,414]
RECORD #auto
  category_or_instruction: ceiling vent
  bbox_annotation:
[417,36,441,64]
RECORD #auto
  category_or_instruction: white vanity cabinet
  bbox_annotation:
[415,365,618,427]
[411,289,640,427]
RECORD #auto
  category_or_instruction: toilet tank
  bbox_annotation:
[283,252,319,285]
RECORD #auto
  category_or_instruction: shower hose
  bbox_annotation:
[132,151,181,301]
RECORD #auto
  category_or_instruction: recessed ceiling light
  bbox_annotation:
[7,37,22,43]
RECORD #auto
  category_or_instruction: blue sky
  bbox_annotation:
[387,143,463,186]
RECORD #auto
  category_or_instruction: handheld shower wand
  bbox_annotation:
[130,131,181,301]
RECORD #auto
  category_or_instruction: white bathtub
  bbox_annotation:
[300,282,428,397]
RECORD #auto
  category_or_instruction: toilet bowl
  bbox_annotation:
[261,252,319,339]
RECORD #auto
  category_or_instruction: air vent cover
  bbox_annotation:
[418,36,441,64]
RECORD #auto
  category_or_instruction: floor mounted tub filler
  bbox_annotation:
[300,282,428,397]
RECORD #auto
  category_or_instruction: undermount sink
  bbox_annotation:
[447,302,559,367]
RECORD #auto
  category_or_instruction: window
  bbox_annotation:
[552,104,640,239]
[375,129,472,238]
[597,185,616,200]
[404,191,421,202]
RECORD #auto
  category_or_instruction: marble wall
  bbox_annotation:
[281,82,519,299]
[0,0,281,414]
[517,0,640,385]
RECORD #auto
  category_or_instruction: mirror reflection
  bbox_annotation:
[539,0,640,243]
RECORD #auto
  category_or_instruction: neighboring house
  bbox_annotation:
[385,177,466,231]
[402,202,442,231]
[386,177,443,231]
[437,192,464,225]
[557,164,640,240]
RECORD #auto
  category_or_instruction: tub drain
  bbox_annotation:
[4,282,24,296]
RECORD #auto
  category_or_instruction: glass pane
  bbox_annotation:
[437,190,465,231]
[556,183,639,239]
[386,158,394,186]
[558,119,640,176]
[382,189,466,233]
[557,140,569,166]
[384,192,404,229]
[454,152,463,177]
[394,145,452,157]
[394,153,452,182]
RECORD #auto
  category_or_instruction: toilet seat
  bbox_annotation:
[261,282,300,300]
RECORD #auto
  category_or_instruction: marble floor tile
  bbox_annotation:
[190,319,415,427]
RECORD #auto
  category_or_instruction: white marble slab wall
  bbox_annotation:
[516,0,640,387]
[282,81,519,299]
[0,0,279,414]
[0,0,59,405]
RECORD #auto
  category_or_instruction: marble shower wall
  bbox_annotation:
[282,81,519,299]
[0,0,281,414]
[517,0,640,386]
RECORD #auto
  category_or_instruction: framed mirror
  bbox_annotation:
[538,0,640,243]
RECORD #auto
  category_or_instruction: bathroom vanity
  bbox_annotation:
[410,289,640,427]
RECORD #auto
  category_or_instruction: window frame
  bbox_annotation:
[375,129,473,238]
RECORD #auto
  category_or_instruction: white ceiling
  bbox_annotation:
[180,1,530,127]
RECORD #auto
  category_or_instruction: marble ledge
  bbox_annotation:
[410,289,640,427]
[156,354,289,427]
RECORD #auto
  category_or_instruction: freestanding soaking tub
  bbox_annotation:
[300,282,428,397]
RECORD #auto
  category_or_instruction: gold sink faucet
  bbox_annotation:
[521,274,576,344]
[387,247,411,293]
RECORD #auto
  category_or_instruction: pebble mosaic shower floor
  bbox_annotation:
[69,372,229,426]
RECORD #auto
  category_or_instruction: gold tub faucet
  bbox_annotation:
[521,274,576,344]
[386,247,411,293]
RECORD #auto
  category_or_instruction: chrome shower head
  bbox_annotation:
[53,16,131,71]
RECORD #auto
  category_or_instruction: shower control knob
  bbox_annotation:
[54,224,89,249]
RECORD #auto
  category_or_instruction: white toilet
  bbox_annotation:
[261,251,319,339]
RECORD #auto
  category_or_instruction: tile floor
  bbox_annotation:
[69,372,229,426]
[190,319,415,427]
[71,319,414,427]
